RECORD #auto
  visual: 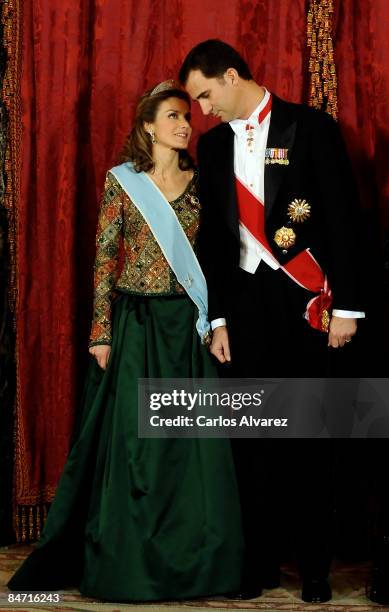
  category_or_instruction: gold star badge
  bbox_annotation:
[287,199,311,223]
[274,226,296,249]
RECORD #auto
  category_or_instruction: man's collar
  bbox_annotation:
[229,88,271,135]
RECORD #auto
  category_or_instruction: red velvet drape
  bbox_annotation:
[15,1,389,516]
[335,0,389,226]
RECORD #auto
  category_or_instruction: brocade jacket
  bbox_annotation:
[89,170,200,346]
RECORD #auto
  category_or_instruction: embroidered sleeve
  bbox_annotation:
[89,172,123,346]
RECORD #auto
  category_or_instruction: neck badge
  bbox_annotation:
[245,124,255,153]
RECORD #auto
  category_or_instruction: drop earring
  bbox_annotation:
[148,131,156,144]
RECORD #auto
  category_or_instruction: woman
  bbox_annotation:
[7,80,243,602]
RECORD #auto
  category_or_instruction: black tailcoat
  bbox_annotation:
[196,96,365,583]
[197,94,363,326]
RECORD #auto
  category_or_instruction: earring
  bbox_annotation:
[148,131,156,144]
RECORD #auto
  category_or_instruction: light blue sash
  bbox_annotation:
[110,162,211,341]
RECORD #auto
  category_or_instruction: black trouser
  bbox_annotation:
[369,439,389,563]
[220,264,339,585]
[230,437,334,584]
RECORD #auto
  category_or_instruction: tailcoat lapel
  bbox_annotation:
[264,95,297,220]
[215,124,240,239]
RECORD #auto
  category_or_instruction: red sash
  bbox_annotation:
[236,178,332,332]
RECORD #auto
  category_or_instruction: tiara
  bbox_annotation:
[149,79,182,96]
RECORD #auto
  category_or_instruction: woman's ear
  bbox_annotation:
[143,122,157,144]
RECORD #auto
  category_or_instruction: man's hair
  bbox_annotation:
[178,39,253,85]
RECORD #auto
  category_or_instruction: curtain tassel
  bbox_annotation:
[307,0,338,120]
[14,503,51,543]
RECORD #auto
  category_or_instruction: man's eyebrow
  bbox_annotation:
[196,90,209,100]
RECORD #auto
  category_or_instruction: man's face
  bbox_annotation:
[185,69,239,122]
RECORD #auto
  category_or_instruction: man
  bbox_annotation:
[179,40,365,603]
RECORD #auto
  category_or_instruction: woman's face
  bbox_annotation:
[145,97,192,150]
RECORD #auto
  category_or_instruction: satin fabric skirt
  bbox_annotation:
[8,294,243,601]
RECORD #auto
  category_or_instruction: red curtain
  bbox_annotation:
[335,0,389,226]
[14,0,389,525]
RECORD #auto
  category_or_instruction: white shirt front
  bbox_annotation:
[229,88,280,274]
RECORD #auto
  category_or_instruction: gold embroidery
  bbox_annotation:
[1,0,22,319]
[321,309,330,332]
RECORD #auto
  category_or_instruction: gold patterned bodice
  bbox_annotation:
[89,170,200,346]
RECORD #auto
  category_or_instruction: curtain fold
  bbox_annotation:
[236,0,307,102]
[334,0,389,346]
[335,0,388,219]
[1,0,21,544]
[11,0,389,540]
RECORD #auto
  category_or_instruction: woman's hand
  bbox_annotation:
[89,345,111,370]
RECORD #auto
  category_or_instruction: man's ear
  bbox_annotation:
[224,68,239,86]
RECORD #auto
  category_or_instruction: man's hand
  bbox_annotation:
[210,326,231,363]
[328,316,357,348]
[89,345,111,369]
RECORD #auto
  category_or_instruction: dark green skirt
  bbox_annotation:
[8,294,244,601]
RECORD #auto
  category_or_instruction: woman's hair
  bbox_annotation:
[120,87,194,173]
[179,39,253,85]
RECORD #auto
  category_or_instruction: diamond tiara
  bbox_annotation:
[149,79,182,96]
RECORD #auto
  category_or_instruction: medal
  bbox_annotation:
[274,226,296,249]
[265,148,289,165]
[288,198,311,223]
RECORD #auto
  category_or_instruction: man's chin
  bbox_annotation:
[215,114,230,123]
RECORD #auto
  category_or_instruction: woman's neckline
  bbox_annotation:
[145,169,196,203]
[169,170,196,203]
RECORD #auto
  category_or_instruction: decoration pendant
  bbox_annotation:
[274,226,296,249]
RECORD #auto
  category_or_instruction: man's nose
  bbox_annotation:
[199,99,212,115]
